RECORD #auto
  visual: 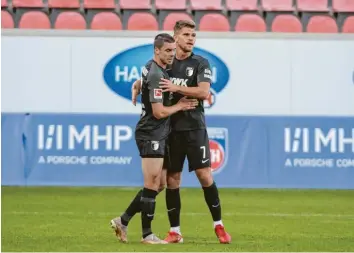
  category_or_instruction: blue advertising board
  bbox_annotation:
[2,113,354,189]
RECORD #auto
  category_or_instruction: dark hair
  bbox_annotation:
[154,33,175,49]
[174,20,196,34]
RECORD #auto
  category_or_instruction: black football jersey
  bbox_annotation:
[135,60,171,141]
[168,53,212,131]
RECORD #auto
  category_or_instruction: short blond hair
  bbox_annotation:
[174,20,196,34]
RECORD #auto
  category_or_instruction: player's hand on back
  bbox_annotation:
[178,97,198,111]
[160,78,179,93]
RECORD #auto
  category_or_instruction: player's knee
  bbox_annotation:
[196,168,213,187]
[167,172,181,189]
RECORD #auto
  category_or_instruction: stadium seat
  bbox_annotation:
[342,16,354,32]
[54,12,86,29]
[1,11,14,28]
[84,0,115,9]
[297,0,329,11]
[119,0,151,9]
[190,0,222,10]
[199,13,230,31]
[271,14,302,32]
[90,12,122,30]
[12,0,43,7]
[225,0,258,11]
[127,12,158,30]
[155,0,186,10]
[18,11,50,29]
[2,0,7,7]
[234,14,266,32]
[332,0,354,12]
[162,12,192,30]
[306,15,338,32]
[48,0,80,8]
[262,0,294,11]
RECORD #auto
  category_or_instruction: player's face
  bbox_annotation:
[158,42,176,65]
[175,27,196,53]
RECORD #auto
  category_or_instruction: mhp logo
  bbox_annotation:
[103,44,229,108]
[207,127,228,174]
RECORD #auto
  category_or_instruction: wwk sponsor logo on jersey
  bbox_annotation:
[207,127,229,174]
[103,44,229,108]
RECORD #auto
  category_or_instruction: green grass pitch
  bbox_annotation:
[1,186,354,252]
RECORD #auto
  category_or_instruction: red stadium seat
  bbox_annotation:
[199,13,230,31]
[235,14,266,32]
[2,0,7,7]
[262,0,294,11]
[120,0,151,9]
[306,15,338,32]
[332,0,354,12]
[342,16,354,33]
[272,14,302,32]
[48,0,80,8]
[127,13,158,30]
[155,0,186,10]
[226,0,258,11]
[84,0,115,9]
[54,12,86,29]
[297,0,329,11]
[13,0,43,7]
[18,11,50,29]
[190,0,222,10]
[1,11,14,28]
[90,12,122,30]
[163,13,192,30]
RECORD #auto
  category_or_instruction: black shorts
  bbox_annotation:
[169,129,211,172]
[136,138,171,169]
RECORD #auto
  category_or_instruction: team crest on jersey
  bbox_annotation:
[207,127,228,174]
[186,67,194,77]
[151,141,159,151]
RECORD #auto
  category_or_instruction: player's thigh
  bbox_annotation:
[168,131,187,173]
[186,129,211,172]
[136,139,166,178]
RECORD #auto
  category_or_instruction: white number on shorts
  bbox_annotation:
[200,146,206,159]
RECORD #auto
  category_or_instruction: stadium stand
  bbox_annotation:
[126,12,158,30]
[271,14,302,32]
[90,12,121,30]
[54,11,86,29]
[1,0,353,32]
[119,0,151,10]
[341,16,354,32]
[48,0,80,8]
[155,0,186,10]
[306,15,338,32]
[18,11,50,28]
[199,13,230,31]
[1,10,14,28]
[235,14,266,32]
[225,0,258,11]
[261,0,294,11]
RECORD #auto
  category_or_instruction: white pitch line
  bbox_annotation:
[7,211,354,219]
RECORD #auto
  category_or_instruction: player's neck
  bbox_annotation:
[176,48,192,60]
[153,56,167,69]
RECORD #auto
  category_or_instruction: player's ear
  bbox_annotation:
[154,47,159,55]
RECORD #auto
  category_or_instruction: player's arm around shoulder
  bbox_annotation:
[131,79,142,106]
[149,73,198,119]
[159,57,211,100]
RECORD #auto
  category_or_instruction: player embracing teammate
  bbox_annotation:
[111,20,231,245]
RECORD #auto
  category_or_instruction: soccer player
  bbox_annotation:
[131,20,232,244]
[110,33,198,244]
